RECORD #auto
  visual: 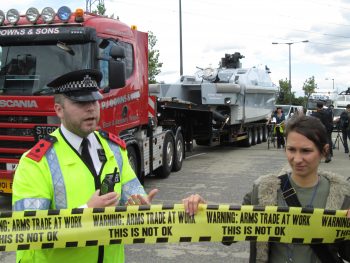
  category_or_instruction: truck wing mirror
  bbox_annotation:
[106,45,126,89]
[108,59,125,89]
[110,46,125,59]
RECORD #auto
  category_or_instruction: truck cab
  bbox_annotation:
[0,6,160,194]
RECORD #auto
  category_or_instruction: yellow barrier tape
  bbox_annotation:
[0,205,349,252]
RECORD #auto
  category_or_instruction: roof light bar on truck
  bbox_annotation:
[0,6,83,26]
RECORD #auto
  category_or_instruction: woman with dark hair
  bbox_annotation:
[183,115,350,263]
[272,106,286,149]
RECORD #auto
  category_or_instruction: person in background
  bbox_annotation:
[339,104,350,155]
[12,69,158,263]
[183,115,350,263]
[272,106,286,149]
[311,101,333,163]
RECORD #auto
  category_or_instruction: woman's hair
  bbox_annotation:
[285,115,328,155]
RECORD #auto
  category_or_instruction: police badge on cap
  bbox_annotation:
[47,69,103,102]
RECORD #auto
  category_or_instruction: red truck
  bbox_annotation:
[0,6,199,194]
[0,6,276,195]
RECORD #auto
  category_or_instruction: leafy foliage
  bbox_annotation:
[276,78,310,108]
[277,78,291,104]
[92,3,106,15]
[148,31,163,84]
[302,76,317,99]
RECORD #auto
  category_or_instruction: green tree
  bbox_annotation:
[302,76,317,100]
[93,3,106,15]
[148,31,163,84]
[277,78,292,104]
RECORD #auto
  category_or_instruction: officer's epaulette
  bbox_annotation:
[98,130,126,149]
[26,135,57,162]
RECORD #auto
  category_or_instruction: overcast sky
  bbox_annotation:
[4,0,350,96]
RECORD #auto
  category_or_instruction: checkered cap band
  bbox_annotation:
[55,75,98,93]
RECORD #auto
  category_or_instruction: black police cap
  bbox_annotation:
[47,69,103,102]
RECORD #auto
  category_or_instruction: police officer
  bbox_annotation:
[12,69,158,263]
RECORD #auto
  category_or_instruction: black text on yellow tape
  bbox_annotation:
[0,205,349,252]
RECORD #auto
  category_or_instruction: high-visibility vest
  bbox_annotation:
[12,129,144,263]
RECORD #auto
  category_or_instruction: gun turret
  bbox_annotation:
[220,52,245,69]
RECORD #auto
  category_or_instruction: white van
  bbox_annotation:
[275,105,304,123]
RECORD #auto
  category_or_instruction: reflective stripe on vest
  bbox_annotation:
[106,141,123,175]
[45,142,123,209]
[46,147,67,209]
[13,198,51,211]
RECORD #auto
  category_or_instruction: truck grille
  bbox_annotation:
[0,115,46,123]
[0,114,59,166]
[0,140,34,149]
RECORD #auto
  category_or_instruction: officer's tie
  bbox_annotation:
[81,137,98,180]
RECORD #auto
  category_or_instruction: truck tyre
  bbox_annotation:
[241,128,253,147]
[251,127,257,145]
[154,132,174,179]
[262,125,268,142]
[172,131,184,172]
[257,127,263,144]
[127,146,144,185]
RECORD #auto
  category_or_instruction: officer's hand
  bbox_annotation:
[182,194,207,216]
[125,188,159,206]
[87,190,120,208]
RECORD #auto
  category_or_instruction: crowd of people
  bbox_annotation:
[11,69,350,263]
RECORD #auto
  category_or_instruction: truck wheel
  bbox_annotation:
[172,132,184,172]
[251,127,257,145]
[262,125,268,142]
[154,132,174,178]
[241,128,253,147]
[257,127,263,144]
[127,146,143,185]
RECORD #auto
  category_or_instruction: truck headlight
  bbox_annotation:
[6,9,20,25]
[26,7,40,24]
[41,7,55,23]
[57,6,71,22]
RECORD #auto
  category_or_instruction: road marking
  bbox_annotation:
[186,153,207,159]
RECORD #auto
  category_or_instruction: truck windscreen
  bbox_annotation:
[0,43,92,95]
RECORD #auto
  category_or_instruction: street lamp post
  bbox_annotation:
[179,0,183,76]
[325,78,334,90]
[272,40,309,105]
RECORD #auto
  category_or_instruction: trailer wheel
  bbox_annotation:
[262,125,268,142]
[154,132,174,178]
[127,146,144,185]
[241,128,253,147]
[257,127,263,144]
[172,132,184,172]
[252,127,257,145]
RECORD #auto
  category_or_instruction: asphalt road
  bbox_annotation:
[1,136,349,262]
